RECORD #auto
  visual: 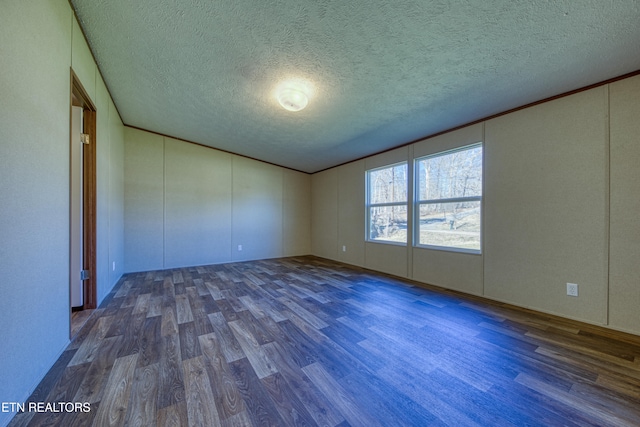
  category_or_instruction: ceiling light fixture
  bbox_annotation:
[275,79,313,112]
[278,88,308,112]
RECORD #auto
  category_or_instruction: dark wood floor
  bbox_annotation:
[9,256,640,426]
[71,308,95,338]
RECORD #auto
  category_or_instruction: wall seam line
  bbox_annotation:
[481,121,486,297]
[163,137,166,269]
[605,84,611,326]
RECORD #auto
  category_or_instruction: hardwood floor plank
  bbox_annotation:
[228,357,284,426]
[208,312,245,363]
[321,324,386,372]
[516,373,640,426]
[91,353,138,427]
[136,316,162,367]
[256,298,289,323]
[339,368,439,427]
[217,298,241,322]
[193,277,210,296]
[238,295,267,319]
[183,356,222,427]
[68,308,106,350]
[198,333,246,420]
[157,403,188,427]
[114,280,132,298]
[160,305,179,337]
[596,373,640,400]
[157,333,185,409]
[74,336,124,404]
[69,316,113,366]
[376,362,483,427]
[146,296,163,318]
[278,296,329,329]
[261,372,317,426]
[236,310,274,345]
[172,270,184,285]
[205,281,224,300]
[263,341,345,426]
[570,381,640,425]
[220,410,253,427]
[162,276,175,299]
[105,306,134,338]
[268,320,318,369]
[185,286,206,317]
[124,363,159,427]
[199,292,221,315]
[302,362,382,427]
[175,294,194,324]
[222,289,249,313]
[132,293,151,315]
[117,312,147,358]
[179,321,201,362]
[228,319,278,379]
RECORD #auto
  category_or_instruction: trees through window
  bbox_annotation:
[366,162,408,244]
[365,143,482,252]
[415,143,482,252]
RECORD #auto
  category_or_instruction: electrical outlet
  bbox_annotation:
[112,261,116,271]
[237,244,243,251]
[342,245,346,252]
[566,283,578,297]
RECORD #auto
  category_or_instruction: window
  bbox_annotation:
[366,162,408,244]
[415,143,482,252]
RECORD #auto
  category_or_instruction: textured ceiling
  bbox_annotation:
[70,0,640,173]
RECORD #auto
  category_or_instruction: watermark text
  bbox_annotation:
[1,401,91,413]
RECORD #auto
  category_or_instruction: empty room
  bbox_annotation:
[2,1,640,426]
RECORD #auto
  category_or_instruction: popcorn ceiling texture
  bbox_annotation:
[70,0,640,172]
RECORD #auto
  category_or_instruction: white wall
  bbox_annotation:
[0,1,125,426]
[311,75,640,336]
[124,128,311,272]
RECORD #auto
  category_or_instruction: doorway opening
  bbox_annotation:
[70,69,97,338]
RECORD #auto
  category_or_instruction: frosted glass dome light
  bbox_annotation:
[277,87,308,112]
[274,79,313,112]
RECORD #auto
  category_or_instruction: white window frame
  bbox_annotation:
[413,143,483,254]
[365,161,408,246]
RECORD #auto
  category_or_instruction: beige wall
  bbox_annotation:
[413,124,484,296]
[232,156,284,262]
[337,160,366,267]
[283,169,312,257]
[484,87,609,324]
[124,129,311,271]
[165,137,233,268]
[0,2,125,425]
[311,168,339,260]
[364,147,411,277]
[609,75,640,335]
[311,76,640,336]
[124,129,165,271]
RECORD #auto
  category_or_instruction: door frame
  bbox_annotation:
[70,69,97,313]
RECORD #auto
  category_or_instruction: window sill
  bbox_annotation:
[414,244,481,255]
[365,239,407,247]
